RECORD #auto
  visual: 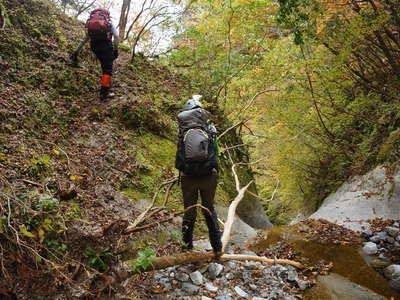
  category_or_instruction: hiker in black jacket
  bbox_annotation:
[71,8,119,101]
[175,95,222,258]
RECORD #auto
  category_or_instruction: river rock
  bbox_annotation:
[252,298,268,300]
[244,261,260,270]
[296,279,308,290]
[249,284,258,291]
[226,261,236,269]
[208,263,224,279]
[234,286,248,298]
[287,270,299,282]
[201,297,213,300]
[384,265,400,279]
[382,236,395,244]
[388,279,400,291]
[363,242,378,255]
[361,229,373,238]
[370,235,381,243]
[189,271,203,285]
[370,258,391,269]
[393,222,399,228]
[385,226,400,237]
[305,165,400,231]
[225,272,235,280]
[176,273,190,282]
[181,282,200,295]
[216,296,233,300]
[205,282,218,292]
[377,232,388,239]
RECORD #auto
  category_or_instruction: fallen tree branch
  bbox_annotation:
[124,204,211,234]
[220,254,304,269]
[126,252,303,274]
[221,162,253,252]
[125,177,177,232]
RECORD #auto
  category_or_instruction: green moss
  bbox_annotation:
[378,128,400,163]
[122,132,178,203]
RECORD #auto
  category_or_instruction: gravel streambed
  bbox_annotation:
[151,251,309,299]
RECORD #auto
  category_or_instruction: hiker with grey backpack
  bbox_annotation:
[70,8,119,101]
[175,95,222,258]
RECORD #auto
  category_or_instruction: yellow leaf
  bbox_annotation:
[70,175,83,181]
[38,228,45,243]
[19,225,35,238]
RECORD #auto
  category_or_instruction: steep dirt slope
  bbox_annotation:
[0,0,192,298]
[0,0,270,298]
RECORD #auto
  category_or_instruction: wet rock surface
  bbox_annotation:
[151,252,306,299]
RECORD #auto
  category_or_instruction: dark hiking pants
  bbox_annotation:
[90,40,115,75]
[181,172,222,252]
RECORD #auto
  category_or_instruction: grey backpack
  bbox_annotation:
[175,108,218,176]
[184,128,209,162]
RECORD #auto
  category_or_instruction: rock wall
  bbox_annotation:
[307,165,400,231]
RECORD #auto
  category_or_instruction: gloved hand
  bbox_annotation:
[113,49,119,59]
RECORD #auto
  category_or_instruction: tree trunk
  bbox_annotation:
[127,252,304,274]
[118,0,131,40]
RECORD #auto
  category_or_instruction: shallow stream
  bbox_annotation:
[250,226,400,299]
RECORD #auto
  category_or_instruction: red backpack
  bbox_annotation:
[86,8,112,41]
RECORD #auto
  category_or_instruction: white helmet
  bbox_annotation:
[182,95,203,111]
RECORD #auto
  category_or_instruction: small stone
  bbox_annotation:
[172,279,178,285]
[385,226,400,237]
[370,235,381,243]
[260,291,269,297]
[244,261,259,270]
[242,272,252,282]
[393,222,399,228]
[287,270,298,282]
[397,235,400,242]
[363,242,378,255]
[234,286,248,298]
[176,273,190,282]
[208,263,224,280]
[389,279,400,291]
[202,297,213,300]
[361,229,373,238]
[198,265,209,274]
[384,265,400,280]
[395,242,400,248]
[189,271,203,285]
[378,253,390,262]
[284,296,296,300]
[181,282,200,295]
[170,272,175,278]
[226,261,236,269]
[216,296,233,300]
[154,273,163,280]
[205,282,219,292]
[377,232,388,239]
[296,279,308,290]
[249,284,258,291]
[371,258,391,269]
[252,298,268,300]
[225,272,235,280]
[382,236,396,244]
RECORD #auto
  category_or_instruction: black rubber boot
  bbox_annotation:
[100,86,115,101]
